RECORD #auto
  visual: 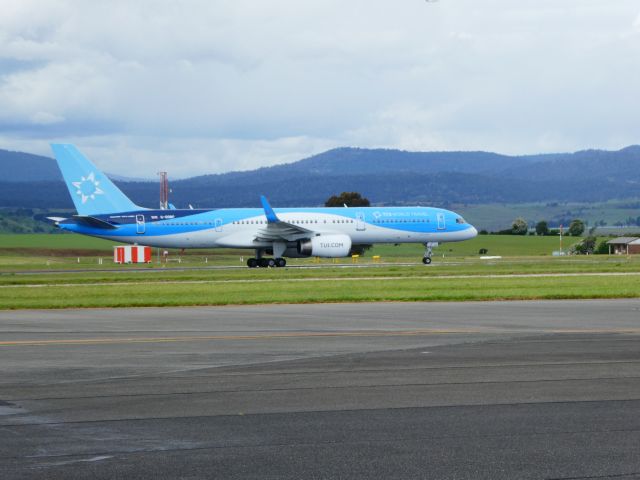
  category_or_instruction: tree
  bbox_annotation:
[568,219,585,236]
[574,236,596,254]
[325,192,370,207]
[511,217,528,235]
[595,239,610,255]
[535,220,549,236]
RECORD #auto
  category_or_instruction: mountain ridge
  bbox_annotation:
[0,145,639,209]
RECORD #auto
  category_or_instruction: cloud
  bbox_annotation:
[31,111,64,125]
[0,0,639,177]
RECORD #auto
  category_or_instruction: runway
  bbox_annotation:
[1,300,639,479]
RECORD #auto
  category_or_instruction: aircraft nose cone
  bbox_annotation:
[468,225,478,238]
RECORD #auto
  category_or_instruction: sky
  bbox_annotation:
[0,0,639,178]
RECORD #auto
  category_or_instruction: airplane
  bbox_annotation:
[48,144,478,267]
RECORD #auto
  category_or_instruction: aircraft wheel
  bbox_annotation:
[422,256,432,265]
[276,258,286,268]
[259,258,270,268]
[247,258,258,268]
[267,258,276,268]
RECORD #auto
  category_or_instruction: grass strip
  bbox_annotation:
[0,274,638,309]
[0,257,638,286]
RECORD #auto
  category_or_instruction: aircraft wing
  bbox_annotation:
[254,221,313,242]
[253,196,314,242]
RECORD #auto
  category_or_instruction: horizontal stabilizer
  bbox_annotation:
[73,215,119,230]
[46,216,67,224]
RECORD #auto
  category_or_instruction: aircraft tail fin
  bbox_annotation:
[50,144,143,215]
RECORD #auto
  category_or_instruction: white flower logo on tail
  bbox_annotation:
[72,172,104,204]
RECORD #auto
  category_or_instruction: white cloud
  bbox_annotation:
[0,0,639,176]
[31,111,64,125]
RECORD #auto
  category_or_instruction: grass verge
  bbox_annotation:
[1,273,639,309]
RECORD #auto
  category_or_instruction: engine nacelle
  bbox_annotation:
[297,234,352,258]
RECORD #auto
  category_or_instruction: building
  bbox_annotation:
[606,237,640,255]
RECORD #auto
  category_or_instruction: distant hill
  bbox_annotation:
[0,149,63,182]
[502,145,640,183]
[0,145,639,210]
[0,149,146,183]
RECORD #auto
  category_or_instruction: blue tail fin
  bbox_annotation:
[51,144,143,215]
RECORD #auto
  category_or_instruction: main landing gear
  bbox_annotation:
[247,257,286,268]
[247,245,287,268]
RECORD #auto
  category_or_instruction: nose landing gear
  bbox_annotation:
[422,242,437,265]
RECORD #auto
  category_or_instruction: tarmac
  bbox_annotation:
[1,300,639,479]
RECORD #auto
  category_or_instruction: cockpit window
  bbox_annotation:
[456,217,466,224]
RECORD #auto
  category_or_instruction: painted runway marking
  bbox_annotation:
[0,329,482,346]
[35,455,114,467]
[2,328,640,347]
[2,271,640,289]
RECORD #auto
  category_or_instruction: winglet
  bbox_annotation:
[260,195,279,223]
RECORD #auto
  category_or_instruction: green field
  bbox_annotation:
[0,233,117,250]
[0,233,638,309]
[457,199,640,232]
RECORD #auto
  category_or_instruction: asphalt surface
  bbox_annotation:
[1,300,639,479]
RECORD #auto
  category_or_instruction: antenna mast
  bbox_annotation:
[158,171,169,209]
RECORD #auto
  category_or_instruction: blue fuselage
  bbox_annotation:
[59,206,477,250]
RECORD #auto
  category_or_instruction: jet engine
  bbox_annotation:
[297,234,352,258]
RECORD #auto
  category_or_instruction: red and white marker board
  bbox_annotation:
[113,245,152,264]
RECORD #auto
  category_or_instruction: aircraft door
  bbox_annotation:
[136,214,146,234]
[437,213,445,230]
[356,212,366,231]
[215,218,223,232]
